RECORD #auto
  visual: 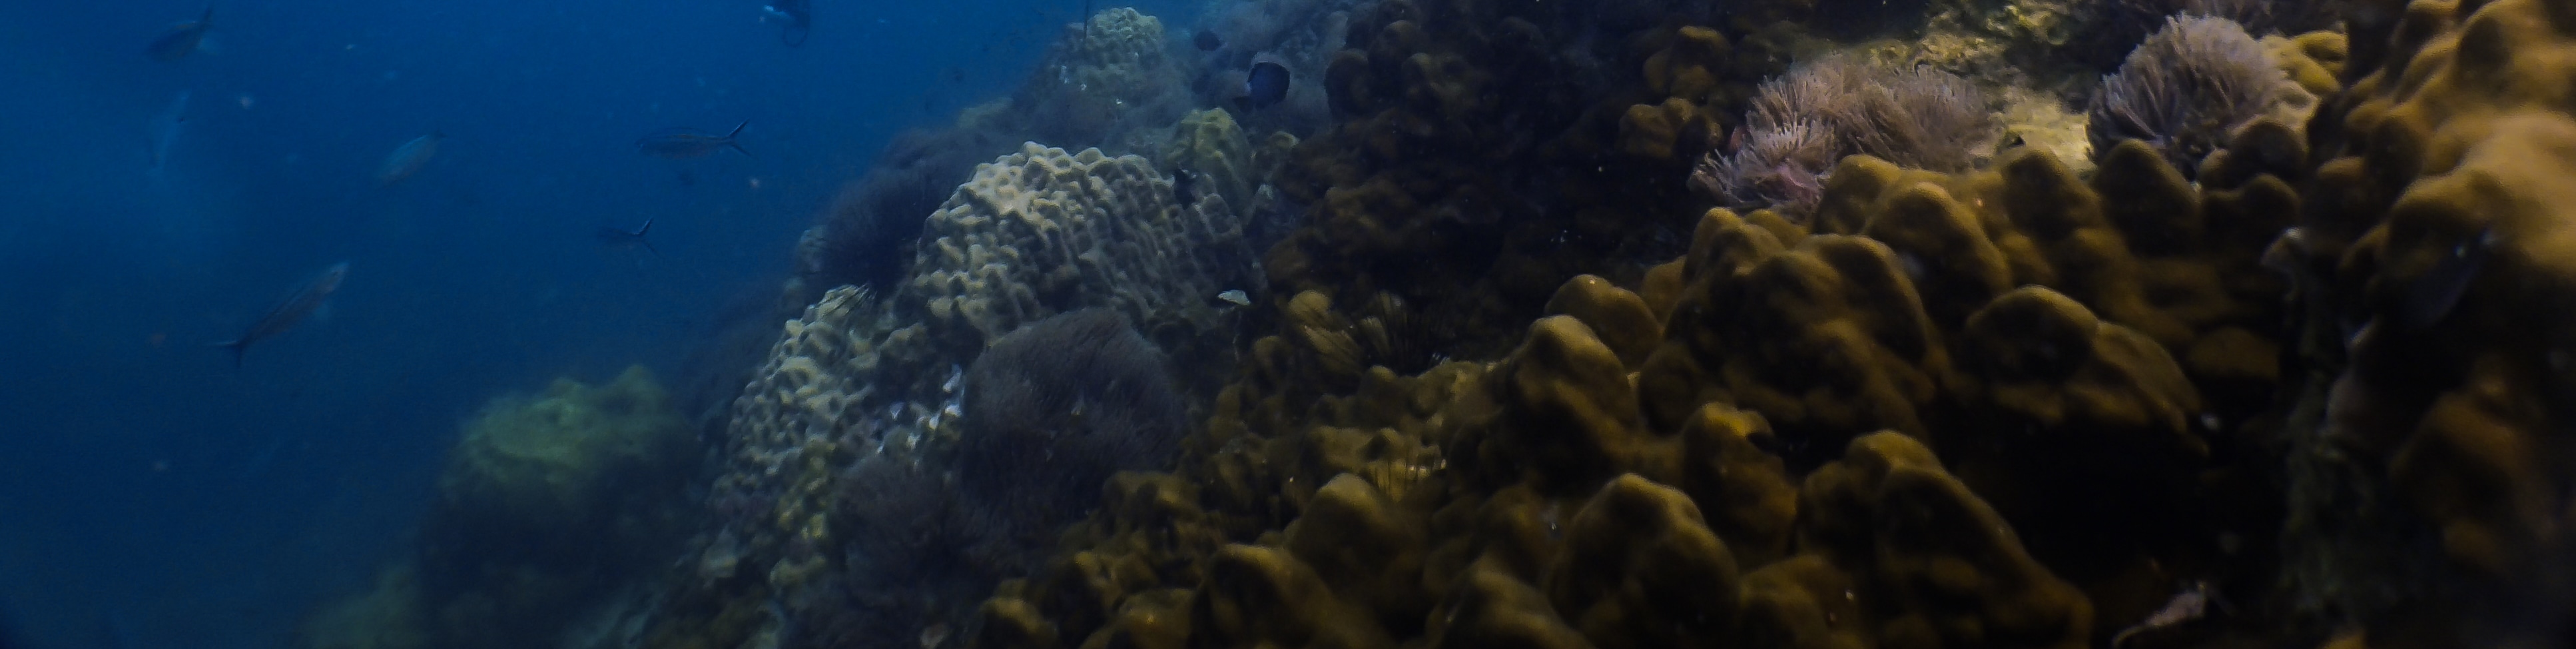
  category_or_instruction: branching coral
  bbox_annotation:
[2087,16,2284,176]
[1691,55,1995,219]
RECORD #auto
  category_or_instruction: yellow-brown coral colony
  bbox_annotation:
[297,0,2576,648]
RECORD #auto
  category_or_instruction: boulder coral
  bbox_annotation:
[651,139,1263,649]
[2280,0,2576,644]
[964,129,2324,648]
[302,366,695,649]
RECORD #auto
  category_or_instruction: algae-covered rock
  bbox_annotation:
[436,365,693,538]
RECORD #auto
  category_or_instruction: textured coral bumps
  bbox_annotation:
[2277,0,2576,644]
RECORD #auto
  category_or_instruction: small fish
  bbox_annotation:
[595,217,661,258]
[761,0,810,47]
[918,622,950,649]
[148,91,191,175]
[147,7,214,62]
[214,262,350,368]
[1216,289,1250,307]
[1171,169,1197,203]
[2395,226,2495,329]
[2111,580,2222,648]
[1233,60,1290,112]
[637,121,751,159]
[376,131,443,187]
[1193,28,1223,51]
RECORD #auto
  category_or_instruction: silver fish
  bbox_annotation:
[637,120,751,159]
[147,7,213,62]
[1215,289,1250,306]
[594,217,661,257]
[376,132,443,187]
[148,91,190,175]
[214,262,350,368]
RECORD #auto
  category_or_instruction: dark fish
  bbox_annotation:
[1233,61,1290,112]
[762,0,810,47]
[595,217,662,258]
[376,131,442,187]
[638,121,751,159]
[148,91,190,175]
[147,7,214,62]
[2396,227,2495,329]
[1171,169,1196,203]
[1193,28,1223,51]
[214,262,349,368]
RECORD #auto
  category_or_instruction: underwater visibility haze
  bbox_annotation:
[9,0,2576,648]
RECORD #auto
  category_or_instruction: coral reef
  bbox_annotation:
[792,7,1213,304]
[1269,0,1770,362]
[301,366,696,649]
[1187,0,1359,137]
[600,0,2576,647]
[951,309,1191,564]
[1018,9,1193,152]
[968,127,2314,648]
[2278,0,2576,644]
[649,136,1263,649]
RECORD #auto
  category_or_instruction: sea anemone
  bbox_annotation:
[950,308,1189,561]
[1691,55,1994,219]
[2088,15,2284,176]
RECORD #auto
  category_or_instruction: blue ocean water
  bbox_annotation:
[0,0,1197,646]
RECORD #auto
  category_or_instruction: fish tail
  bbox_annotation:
[726,120,748,139]
[730,141,753,159]
[200,6,214,25]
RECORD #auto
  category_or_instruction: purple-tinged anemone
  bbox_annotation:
[2088,15,2284,177]
[1691,55,1995,221]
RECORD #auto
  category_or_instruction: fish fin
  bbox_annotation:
[638,217,653,236]
[726,120,749,139]
[200,6,214,26]
[641,238,663,259]
[730,141,754,159]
